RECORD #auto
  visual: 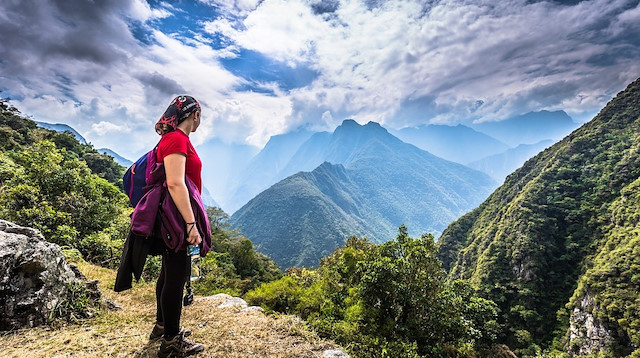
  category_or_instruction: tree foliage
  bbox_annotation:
[436,77,640,356]
[193,207,282,296]
[0,100,130,265]
[246,226,499,357]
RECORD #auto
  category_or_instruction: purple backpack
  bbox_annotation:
[123,147,157,207]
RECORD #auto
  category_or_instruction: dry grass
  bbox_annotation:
[0,259,344,357]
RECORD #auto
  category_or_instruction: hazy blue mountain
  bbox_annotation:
[471,110,579,146]
[200,185,220,209]
[97,147,133,167]
[391,124,509,164]
[231,119,497,269]
[226,128,316,213]
[196,138,259,213]
[467,140,554,183]
[278,131,332,178]
[35,121,86,143]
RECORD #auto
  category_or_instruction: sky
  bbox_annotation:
[0,0,638,160]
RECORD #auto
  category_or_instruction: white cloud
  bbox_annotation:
[204,0,639,131]
[129,0,173,22]
[1,0,639,156]
[91,121,126,135]
[200,0,263,17]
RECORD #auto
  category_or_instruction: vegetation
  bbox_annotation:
[193,207,282,296]
[246,226,500,358]
[436,77,640,356]
[0,99,131,265]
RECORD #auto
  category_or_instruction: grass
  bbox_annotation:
[0,257,345,357]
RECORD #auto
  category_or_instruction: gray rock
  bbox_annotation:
[241,306,265,313]
[103,298,122,311]
[0,220,94,330]
[217,297,248,309]
[323,349,350,357]
[567,291,613,355]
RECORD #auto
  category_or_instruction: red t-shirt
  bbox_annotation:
[156,129,202,193]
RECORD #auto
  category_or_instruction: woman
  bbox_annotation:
[151,95,206,358]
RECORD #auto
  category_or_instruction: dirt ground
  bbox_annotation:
[0,259,346,358]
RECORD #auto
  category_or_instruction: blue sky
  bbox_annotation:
[0,0,638,160]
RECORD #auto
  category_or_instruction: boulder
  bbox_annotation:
[0,220,94,330]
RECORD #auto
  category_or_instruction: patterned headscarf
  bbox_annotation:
[155,95,201,135]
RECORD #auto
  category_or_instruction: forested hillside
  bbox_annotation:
[437,78,640,356]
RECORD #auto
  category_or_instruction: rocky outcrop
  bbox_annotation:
[568,291,613,355]
[0,220,98,330]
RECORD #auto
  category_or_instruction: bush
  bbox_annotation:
[246,226,500,358]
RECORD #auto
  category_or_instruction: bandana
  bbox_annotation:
[155,95,201,135]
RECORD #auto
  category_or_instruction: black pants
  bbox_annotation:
[155,249,190,338]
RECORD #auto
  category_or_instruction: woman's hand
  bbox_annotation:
[186,224,202,245]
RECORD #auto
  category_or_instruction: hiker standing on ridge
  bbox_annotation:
[115,95,211,357]
[151,95,207,357]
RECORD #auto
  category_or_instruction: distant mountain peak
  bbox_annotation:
[365,121,382,128]
[340,119,360,127]
[335,119,388,137]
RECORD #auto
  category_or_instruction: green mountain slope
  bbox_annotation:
[436,77,640,355]
[231,163,370,269]
[232,121,497,269]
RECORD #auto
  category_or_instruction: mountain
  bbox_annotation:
[436,78,640,355]
[391,124,510,164]
[278,131,332,178]
[196,138,259,213]
[471,110,579,146]
[466,140,554,183]
[230,163,370,268]
[226,128,316,213]
[200,185,219,209]
[97,147,133,167]
[35,121,87,143]
[231,120,497,269]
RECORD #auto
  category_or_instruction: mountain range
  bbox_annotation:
[222,128,315,213]
[436,77,640,354]
[215,111,578,214]
[231,120,497,268]
[470,110,579,146]
[467,140,554,182]
[391,124,509,164]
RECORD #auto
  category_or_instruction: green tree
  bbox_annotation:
[246,226,499,358]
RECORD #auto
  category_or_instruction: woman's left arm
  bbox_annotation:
[164,153,202,246]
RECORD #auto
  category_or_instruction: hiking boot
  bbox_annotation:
[149,323,192,341]
[157,330,204,357]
